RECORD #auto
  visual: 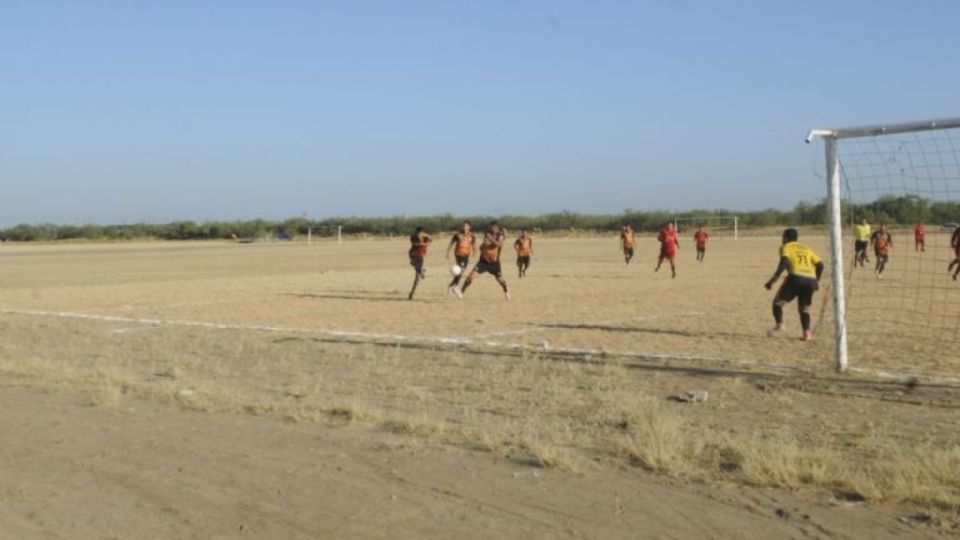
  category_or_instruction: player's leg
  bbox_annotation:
[655,253,663,271]
[517,258,523,278]
[408,260,423,300]
[798,283,815,340]
[769,281,798,335]
[669,256,676,278]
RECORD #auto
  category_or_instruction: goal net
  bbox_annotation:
[807,117,960,375]
[672,215,739,240]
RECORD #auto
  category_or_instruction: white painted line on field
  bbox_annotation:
[4,307,959,387]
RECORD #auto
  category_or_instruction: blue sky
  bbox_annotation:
[2,1,959,226]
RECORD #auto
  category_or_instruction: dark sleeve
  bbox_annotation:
[774,256,789,275]
[815,260,825,279]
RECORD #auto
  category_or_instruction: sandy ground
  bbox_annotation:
[1,235,958,538]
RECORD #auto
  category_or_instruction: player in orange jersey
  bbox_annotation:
[514,229,534,278]
[454,221,510,300]
[620,225,636,265]
[407,227,432,300]
[655,222,679,278]
[870,223,892,278]
[914,221,926,252]
[693,225,709,262]
[445,220,476,292]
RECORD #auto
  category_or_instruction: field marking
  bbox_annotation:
[4,307,960,388]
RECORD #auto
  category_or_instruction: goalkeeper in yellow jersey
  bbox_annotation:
[764,228,824,341]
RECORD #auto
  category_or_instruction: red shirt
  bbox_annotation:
[694,230,709,247]
[658,228,678,253]
[915,225,925,239]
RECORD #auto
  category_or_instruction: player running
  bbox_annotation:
[693,225,709,262]
[655,222,678,278]
[445,220,476,292]
[853,218,871,267]
[764,228,824,341]
[454,221,511,300]
[871,224,893,278]
[914,221,926,252]
[949,226,960,280]
[407,227,432,300]
[620,225,636,265]
[514,229,534,278]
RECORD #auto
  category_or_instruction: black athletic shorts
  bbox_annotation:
[777,275,817,307]
[475,259,502,277]
[623,247,634,257]
[409,253,424,273]
[517,256,530,266]
[854,240,868,252]
[455,255,469,268]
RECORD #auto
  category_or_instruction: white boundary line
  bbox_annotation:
[3,307,960,387]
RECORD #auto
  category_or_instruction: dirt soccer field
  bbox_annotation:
[1,234,959,538]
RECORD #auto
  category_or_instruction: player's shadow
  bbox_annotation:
[284,292,410,303]
[536,322,761,340]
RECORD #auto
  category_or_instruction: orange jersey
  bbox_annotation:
[453,232,474,257]
[480,233,503,263]
[914,225,925,239]
[515,236,532,257]
[621,230,636,248]
[694,230,709,247]
[871,231,892,254]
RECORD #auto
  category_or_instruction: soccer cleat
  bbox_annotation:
[451,287,463,299]
[504,291,511,301]
[767,323,786,337]
[803,330,814,341]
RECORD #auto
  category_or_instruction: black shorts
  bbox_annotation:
[517,256,530,266]
[854,240,868,252]
[777,276,817,307]
[623,247,634,257]
[475,259,502,277]
[455,255,469,268]
[696,245,706,252]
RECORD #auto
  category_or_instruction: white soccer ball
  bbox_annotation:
[450,264,463,277]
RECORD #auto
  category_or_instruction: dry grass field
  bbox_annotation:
[2,233,959,538]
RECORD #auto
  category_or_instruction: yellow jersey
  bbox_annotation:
[779,241,821,279]
[854,223,871,242]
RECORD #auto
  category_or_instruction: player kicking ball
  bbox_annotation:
[453,221,511,300]
[407,227,432,300]
[446,220,476,293]
[655,222,678,278]
[764,228,823,341]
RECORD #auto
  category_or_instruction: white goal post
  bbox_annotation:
[806,116,960,373]
[307,226,342,244]
[672,215,738,240]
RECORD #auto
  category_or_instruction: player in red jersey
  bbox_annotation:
[949,226,960,280]
[655,222,679,278]
[914,221,926,252]
[693,225,709,262]
[407,227,432,300]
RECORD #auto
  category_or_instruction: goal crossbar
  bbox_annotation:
[806,115,960,373]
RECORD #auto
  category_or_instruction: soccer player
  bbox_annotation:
[871,224,893,278]
[693,225,709,262]
[764,228,824,341]
[853,218,871,267]
[914,221,926,252]
[620,225,636,265]
[655,222,678,278]
[407,227,432,300]
[445,220,476,292]
[948,226,960,280]
[454,221,510,300]
[514,229,534,278]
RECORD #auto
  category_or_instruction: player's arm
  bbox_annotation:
[445,234,457,258]
[764,256,790,290]
[514,238,522,253]
[529,238,534,255]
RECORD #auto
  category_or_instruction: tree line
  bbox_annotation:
[1,195,957,242]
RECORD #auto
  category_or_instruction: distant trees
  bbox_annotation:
[3,195,959,242]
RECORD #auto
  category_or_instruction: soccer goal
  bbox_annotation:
[807,117,960,373]
[307,226,343,244]
[672,215,739,240]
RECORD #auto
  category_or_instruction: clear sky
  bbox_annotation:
[2,0,959,227]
